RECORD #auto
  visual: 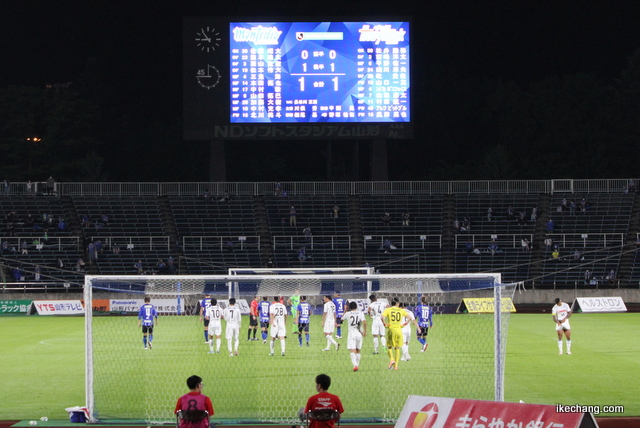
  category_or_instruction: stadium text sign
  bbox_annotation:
[572,297,627,313]
[110,299,185,314]
[32,300,85,315]
[458,297,516,314]
[395,395,596,428]
[0,299,31,313]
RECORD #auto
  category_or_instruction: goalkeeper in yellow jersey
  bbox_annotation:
[381,297,406,370]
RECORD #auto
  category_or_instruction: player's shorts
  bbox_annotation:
[323,320,335,334]
[386,327,403,348]
[203,319,210,327]
[142,325,154,334]
[417,327,429,338]
[402,326,411,344]
[208,322,222,337]
[371,318,385,336]
[347,331,363,350]
[336,316,343,326]
[260,321,270,329]
[270,324,286,338]
[556,320,570,331]
[226,324,240,338]
[298,322,309,333]
[249,315,258,327]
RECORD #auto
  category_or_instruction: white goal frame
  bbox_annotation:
[84,272,507,423]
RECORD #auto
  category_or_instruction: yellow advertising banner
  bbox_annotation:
[459,297,516,314]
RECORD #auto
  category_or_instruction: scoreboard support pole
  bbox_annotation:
[371,139,389,181]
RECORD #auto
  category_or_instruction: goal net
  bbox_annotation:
[84,272,515,425]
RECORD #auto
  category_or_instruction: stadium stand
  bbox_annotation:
[2,181,639,289]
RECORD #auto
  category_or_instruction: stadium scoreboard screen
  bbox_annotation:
[183,18,412,140]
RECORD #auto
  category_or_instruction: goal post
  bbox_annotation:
[84,272,515,424]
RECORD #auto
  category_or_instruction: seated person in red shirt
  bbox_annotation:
[175,375,214,428]
[304,374,344,428]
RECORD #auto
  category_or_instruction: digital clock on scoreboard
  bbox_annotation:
[228,21,410,124]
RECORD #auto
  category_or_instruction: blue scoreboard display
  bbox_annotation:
[229,22,410,124]
[183,18,413,140]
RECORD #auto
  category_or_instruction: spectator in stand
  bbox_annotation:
[506,206,514,219]
[274,182,282,196]
[25,213,34,229]
[289,206,297,227]
[584,270,592,285]
[21,241,28,255]
[80,214,90,228]
[569,201,576,216]
[225,241,234,252]
[573,249,582,262]
[303,226,312,241]
[156,259,166,273]
[464,241,474,254]
[167,256,175,273]
[46,176,55,195]
[203,189,211,202]
[219,191,230,203]
[135,260,144,275]
[26,180,33,196]
[87,242,97,266]
[34,265,41,281]
[76,258,86,272]
[332,204,339,218]
[56,257,65,269]
[606,269,616,286]
[298,247,307,262]
[544,236,553,251]
[521,238,530,251]
[486,207,493,221]
[488,241,499,255]
[546,218,555,233]
[383,239,397,254]
[530,207,538,222]
[402,211,411,226]
[101,214,109,226]
[453,219,460,232]
[57,218,66,232]
[552,247,560,259]
[112,242,121,255]
[381,212,391,226]
[517,212,526,225]
[13,267,23,281]
[628,179,636,193]
[1,241,8,254]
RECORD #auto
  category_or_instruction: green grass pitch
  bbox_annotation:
[0,312,638,422]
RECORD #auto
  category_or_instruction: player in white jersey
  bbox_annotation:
[205,298,223,354]
[342,301,367,371]
[223,298,242,356]
[399,303,421,361]
[322,295,339,351]
[552,298,572,355]
[269,296,287,356]
[367,294,387,354]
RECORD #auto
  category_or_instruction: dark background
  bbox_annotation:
[1,0,639,182]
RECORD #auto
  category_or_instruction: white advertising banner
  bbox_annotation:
[572,297,627,313]
[32,300,85,315]
[110,298,186,314]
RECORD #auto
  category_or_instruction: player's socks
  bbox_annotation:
[216,338,221,352]
[262,331,267,341]
[566,340,572,354]
[356,353,361,366]
[395,348,401,366]
[298,334,302,345]
[253,329,257,339]
[558,340,563,354]
[227,339,233,353]
[401,345,408,360]
[381,336,387,348]
[149,334,153,345]
[418,337,426,346]
[350,353,357,367]
[247,329,251,340]
[373,337,379,353]
[327,335,338,348]
[143,336,147,347]
[204,331,209,342]
[305,333,309,344]
[337,327,342,337]
[281,339,286,354]
[270,340,275,354]
[208,340,214,352]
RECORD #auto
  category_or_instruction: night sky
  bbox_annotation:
[2,0,640,181]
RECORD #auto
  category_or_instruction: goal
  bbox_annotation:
[84,272,515,424]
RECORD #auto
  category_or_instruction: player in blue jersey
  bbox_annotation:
[333,292,346,339]
[199,293,212,343]
[295,296,312,347]
[258,296,271,344]
[414,299,433,352]
[137,296,158,349]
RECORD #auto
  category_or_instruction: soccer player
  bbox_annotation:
[414,299,433,352]
[205,298,222,354]
[248,296,259,341]
[296,295,312,347]
[137,296,158,350]
[342,301,367,371]
[367,294,387,354]
[199,293,212,343]
[400,302,421,362]
[382,298,405,370]
[321,295,339,351]
[288,289,301,327]
[174,375,214,428]
[269,296,287,356]
[258,296,271,344]
[552,298,572,355]
[223,298,241,356]
[303,374,344,428]
[332,292,345,339]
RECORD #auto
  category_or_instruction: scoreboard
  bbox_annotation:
[184,18,412,140]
